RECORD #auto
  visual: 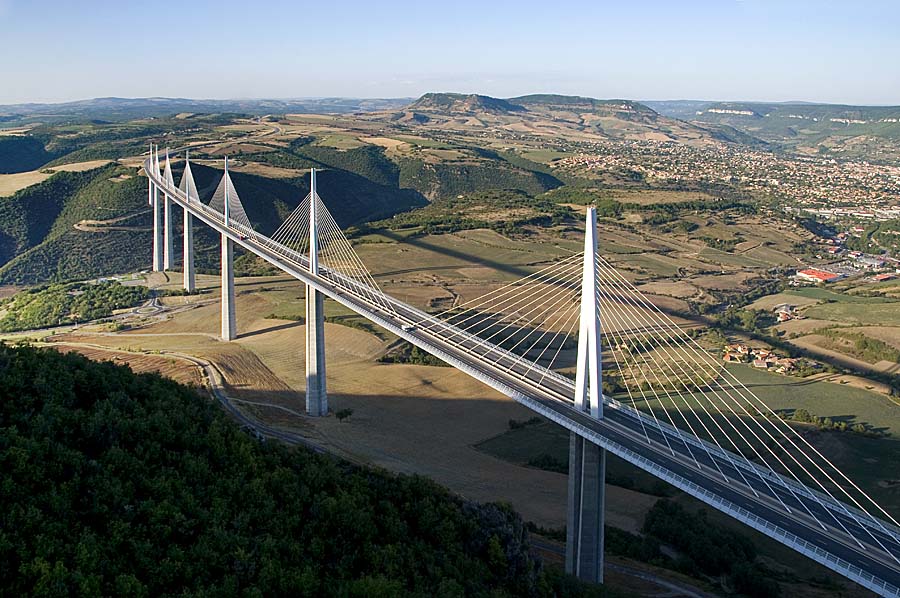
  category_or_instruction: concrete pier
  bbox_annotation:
[305,286,327,416]
[566,435,606,583]
[151,182,163,272]
[305,168,327,416]
[183,209,195,292]
[221,234,236,341]
[163,195,174,271]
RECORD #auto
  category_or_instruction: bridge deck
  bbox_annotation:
[146,161,900,596]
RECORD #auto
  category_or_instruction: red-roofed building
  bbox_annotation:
[795,268,842,284]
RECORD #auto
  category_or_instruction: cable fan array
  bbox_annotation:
[208,166,254,233]
[415,249,900,556]
[268,191,395,313]
[418,252,585,383]
[590,252,900,556]
[179,153,199,202]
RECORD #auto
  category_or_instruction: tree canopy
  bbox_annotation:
[0,343,614,597]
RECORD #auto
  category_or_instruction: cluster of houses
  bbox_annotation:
[772,303,804,322]
[722,343,798,374]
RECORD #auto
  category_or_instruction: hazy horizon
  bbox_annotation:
[2,94,900,109]
[1,0,898,105]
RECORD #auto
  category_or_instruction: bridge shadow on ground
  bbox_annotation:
[371,229,560,280]
[238,320,303,339]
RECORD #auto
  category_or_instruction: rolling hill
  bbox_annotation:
[0,96,413,127]
[383,92,722,145]
[0,159,428,285]
[409,93,526,114]
[648,100,900,161]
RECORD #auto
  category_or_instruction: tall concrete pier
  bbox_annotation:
[305,168,327,416]
[183,209,195,292]
[163,197,174,270]
[162,150,174,271]
[221,234,236,340]
[220,157,236,341]
[566,207,606,584]
[151,147,163,272]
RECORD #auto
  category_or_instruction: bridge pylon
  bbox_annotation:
[305,168,328,416]
[220,157,236,341]
[150,145,163,272]
[181,152,196,293]
[566,206,606,584]
[162,149,175,271]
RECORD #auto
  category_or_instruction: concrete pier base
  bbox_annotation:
[221,234,236,341]
[566,433,606,584]
[305,285,327,416]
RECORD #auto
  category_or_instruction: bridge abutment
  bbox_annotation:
[221,234,236,341]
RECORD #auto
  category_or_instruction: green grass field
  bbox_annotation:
[802,301,900,326]
[786,287,897,304]
[727,364,900,432]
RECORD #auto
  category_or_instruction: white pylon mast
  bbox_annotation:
[223,156,230,226]
[574,207,602,419]
[308,168,318,274]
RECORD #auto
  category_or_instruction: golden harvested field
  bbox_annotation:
[749,291,823,311]
[776,318,842,336]
[790,334,900,376]
[606,189,718,205]
[230,161,304,179]
[48,343,203,386]
[206,142,274,156]
[360,136,407,149]
[638,280,700,297]
[0,159,112,196]
[691,271,759,291]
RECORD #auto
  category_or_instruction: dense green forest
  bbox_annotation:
[363,189,574,237]
[0,136,55,174]
[397,157,560,200]
[0,164,150,285]
[0,344,623,597]
[0,168,99,264]
[246,139,561,201]
[0,281,150,331]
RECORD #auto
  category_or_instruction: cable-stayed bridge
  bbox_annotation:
[145,147,900,596]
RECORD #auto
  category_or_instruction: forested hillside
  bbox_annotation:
[0,157,429,285]
[0,343,615,596]
[0,136,55,174]
[0,164,148,284]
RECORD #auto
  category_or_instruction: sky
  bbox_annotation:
[1,0,898,105]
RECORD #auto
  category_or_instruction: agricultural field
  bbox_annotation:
[0,159,112,196]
